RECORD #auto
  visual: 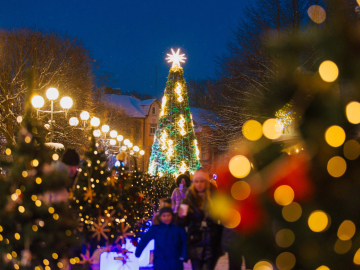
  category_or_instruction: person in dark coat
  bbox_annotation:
[135,207,188,270]
[176,168,223,270]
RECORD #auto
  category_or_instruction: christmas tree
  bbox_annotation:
[148,49,201,176]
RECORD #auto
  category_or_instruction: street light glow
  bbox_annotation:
[124,139,130,146]
[80,111,90,121]
[93,129,101,137]
[46,88,59,100]
[69,117,79,126]
[140,150,145,155]
[90,117,100,127]
[117,135,123,142]
[133,146,139,152]
[60,96,73,109]
[102,125,109,133]
[110,130,118,138]
[31,95,45,108]
[121,146,127,151]
[128,142,133,148]
[110,139,116,145]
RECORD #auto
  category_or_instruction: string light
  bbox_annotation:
[160,95,167,116]
[179,161,188,174]
[178,115,186,136]
[194,139,200,160]
[175,82,184,102]
[166,140,174,160]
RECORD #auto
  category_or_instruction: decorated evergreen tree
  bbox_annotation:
[148,49,201,176]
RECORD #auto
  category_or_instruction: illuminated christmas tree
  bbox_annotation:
[148,49,201,176]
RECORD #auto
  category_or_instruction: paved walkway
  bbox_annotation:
[184,253,229,270]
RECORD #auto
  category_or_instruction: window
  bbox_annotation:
[150,124,157,135]
[152,107,156,115]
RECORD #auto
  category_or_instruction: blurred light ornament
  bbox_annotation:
[128,142,133,148]
[31,95,45,108]
[316,266,330,270]
[307,5,326,24]
[44,124,51,130]
[110,130,117,138]
[319,60,339,82]
[263,118,282,140]
[93,130,101,137]
[274,185,294,206]
[90,117,100,127]
[229,155,251,178]
[69,117,79,127]
[276,252,296,270]
[166,48,186,68]
[110,139,116,146]
[242,120,263,141]
[133,146,139,152]
[346,101,360,124]
[231,181,251,200]
[140,150,145,155]
[124,139,130,146]
[344,140,360,160]
[337,220,356,241]
[130,150,134,155]
[334,239,352,254]
[325,125,345,147]
[276,229,295,248]
[254,261,273,270]
[353,248,360,265]
[327,156,346,177]
[80,111,90,121]
[222,208,241,229]
[46,87,59,100]
[308,210,329,232]
[102,124,109,133]
[117,135,123,142]
[282,202,302,222]
[60,96,73,109]
[17,116,23,123]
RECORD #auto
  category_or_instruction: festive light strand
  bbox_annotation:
[175,83,183,102]
[178,115,186,136]
[179,161,188,174]
[160,95,167,116]
[194,139,200,160]
[160,131,168,150]
[166,140,174,160]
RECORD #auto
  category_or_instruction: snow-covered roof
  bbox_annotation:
[190,107,217,132]
[107,95,158,118]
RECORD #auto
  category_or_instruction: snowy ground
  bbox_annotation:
[183,253,229,270]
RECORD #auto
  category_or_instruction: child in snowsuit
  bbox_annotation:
[135,207,188,270]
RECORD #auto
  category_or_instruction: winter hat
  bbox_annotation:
[159,207,173,216]
[176,174,191,188]
[62,149,80,166]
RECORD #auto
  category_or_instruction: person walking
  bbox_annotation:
[176,168,223,270]
[171,174,191,213]
[135,207,188,270]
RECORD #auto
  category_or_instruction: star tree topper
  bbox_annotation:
[166,48,186,68]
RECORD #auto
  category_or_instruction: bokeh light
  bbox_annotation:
[222,208,241,229]
[229,155,251,178]
[263,119,283,140]
[282,202,302,222]
[307,5,326,24]
[343,140,360,160]
[327,156,346,178]
[337,220,356,241]
[316,266,330,270]
[276,229,295,248]
[319,60,339,82]
[346,101,360,124]
[242,120,262,141]
[325,125,345,147]
[334,239,352,254]
[276,252,296,270]
[254,261,273,270]
[274,185,295,206]
[308,210,329,232]
[231,181,251,200]
[354,248,360,265]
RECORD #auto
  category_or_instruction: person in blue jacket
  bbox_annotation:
[135,207,188,270]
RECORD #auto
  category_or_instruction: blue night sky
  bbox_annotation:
[0,0,249,99]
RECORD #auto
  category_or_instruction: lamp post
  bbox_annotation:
[31,87,73,142]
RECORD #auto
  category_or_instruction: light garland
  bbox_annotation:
[275,101,295,133]
[179,161,188,174]
[178,115,186,136]
[160,95,167,116]
[194,139,200,160]
[160,131,168,150]
[149,161,156,175]
[166,140,174,160]
[175,83,184,102]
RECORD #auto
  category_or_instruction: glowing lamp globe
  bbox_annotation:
[31,95,45,108]
[110,139,116,146]
[124,139,130,146]
[110,130,118,138]
[130,150,134,155]
[140,150,145,155]
[102,125,109,133]
[90,117,100,127]
[121,146,127,151]
[80,111,90,121]
[60,96,73,109]
[133,146,139,152]
[46,88,59,100]
[128,143,133,148]
[117,135,124,142]
[69,117,79,127]
[93,129,101,137]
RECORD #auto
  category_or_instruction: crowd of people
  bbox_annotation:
[135,169,242,270]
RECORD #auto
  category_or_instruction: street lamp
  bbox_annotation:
[60,97,73,118]
[124,139,130,146]
[69,117,79,127]
[140,150,145,156]
[90,117,100,127]
[133,146,139,152]
[93,129,101,137]
[110,130,118,139]
[117,135,123,142]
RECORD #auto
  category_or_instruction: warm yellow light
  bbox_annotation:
[52,154,59,161]
[90,117,100,127]
[327,156,347,177]
[276,252,296,270]
[276,229,295,248]
[282,202,302,222]
[316,266,330,270]
[222,208,241,229]
[319,60,339,82]
[229,155,251,178]
[253,261,273,270]
[274,185,294,206]
[344,140,360,160]
[5,148,11,155]
[160,131,168,150]
[231,181,251,200]
[110,130,118,138]
[140,150,145,155]
[102,124,109,133]
[60,96,73,109]
[166,48,186,68]
[128,142,133,148]
[325,125,345,147]
[334,239,352,254]
[354,248,360,264]
[124,139,130,145]
[263,119,282,140]
[179,161,188,174]
[308,210,329,232]
[69,117,79,126]
[31,95,45,108]
[178,115,186,136]
[18,206,25,213]
[337,220,356,241]
[46,87,59,100]
[110,139,116,145]
[242,120,263,141]
[346,101,360,124]
[117,135,123,142]
[160,95,167,116]
[80,111,90,121]
[175,82,184,102]
[166,140,174,160]
[133,146,139,152]
[308,5,326,24]
[93,129,101,137]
